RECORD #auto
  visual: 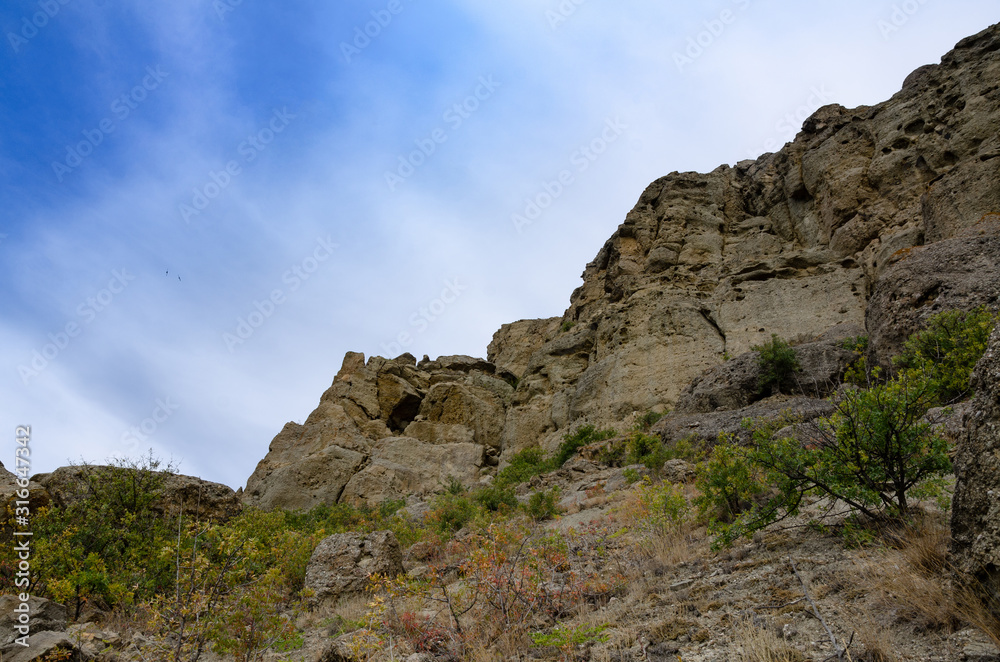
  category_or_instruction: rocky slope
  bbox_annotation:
[243,23,1000,511]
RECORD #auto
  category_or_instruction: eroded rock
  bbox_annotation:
[304,531,404,602]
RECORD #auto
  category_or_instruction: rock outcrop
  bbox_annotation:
[243,352,511,510]
[951,325,1000,614]
[304,531,404,602]
[246,23,1000,509]
[0,596,66,648]
[34,466,241,521]
[866,226,1000,370]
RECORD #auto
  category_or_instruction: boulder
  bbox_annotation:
[866,232,1000,370]
[304,531,404,602]
[487,317,562,379]
[418,383,506,448]
[951,325,1000,615]
[0,596,66,648]
[0,631,83,662]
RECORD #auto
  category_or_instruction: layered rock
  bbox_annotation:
[246,23,1000,508]
[866,227,1000,370]
[495,24,1000,458]
[951,325,1000,614]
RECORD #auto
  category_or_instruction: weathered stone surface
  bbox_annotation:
[654,397,837,447]
[33,466,240,521]
[0,631,83,662]
[0,462,47,510]
[339,438,484,506]
[951,325,1000,614]
[304,531,403,601]
[675,338,858,414]
[488,317,562,379]
[418,382,505,448]
[0,596,66,648]
[867,232,1000,369]
[244,352,505,510]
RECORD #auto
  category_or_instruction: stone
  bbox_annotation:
[655,397,837,448]
[418,383,506,448]
[304,531,404,602]
[951,325,1000,617]
[661,459,695,484]
[675,339,857,415]
[0,631,83,662]
[339,438,484,506]
[0,596,66,648]
[487,317,562,379]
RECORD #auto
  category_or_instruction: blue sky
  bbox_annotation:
[2,1,996,490]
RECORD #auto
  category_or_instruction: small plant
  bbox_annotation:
[494,448,550,488]
[560,320,575,332]
[443,475,466,495]
[622,467,643,484]
[524,488,561,521]
[633,410,665,431]
[554,425,617,467]
[753,334,801,395]
[427,493,477,535]
[474,484,518,513]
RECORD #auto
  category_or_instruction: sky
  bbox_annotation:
[1,1,996,491]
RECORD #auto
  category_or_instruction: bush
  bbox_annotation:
[753,334,801,395]
[474,485,518,513]
[495,448,550,489]
[553,425,616,467]
[894,306,997,405]
[427,493,478,534]
[525,488,561,521]
[32,454,177,616]
[701,377,952,547]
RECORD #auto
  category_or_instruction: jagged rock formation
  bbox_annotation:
[243,352,513,509]
[951,324,1000,614]
[245,23,1000,509]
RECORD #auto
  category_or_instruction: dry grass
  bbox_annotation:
[849,609,900,662]
[954,583,1000,649]
[729,617,806,662]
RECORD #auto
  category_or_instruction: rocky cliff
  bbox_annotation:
[244,23,1000,511]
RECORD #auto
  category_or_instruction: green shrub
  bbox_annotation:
[474,484,518,512]
[524,488,561,521]
[427,493,477,534]
[495,448,550,488]
[554,425,617,467]
[753,334,801,394]
[633,410,666,431]
[32,454,177,616]
[702,376,952,547]
[894,306,997,405]
[694,439,765,529]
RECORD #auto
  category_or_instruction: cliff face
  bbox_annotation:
[244,23,1000,509]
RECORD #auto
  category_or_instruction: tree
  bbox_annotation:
[699,376,952,546]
